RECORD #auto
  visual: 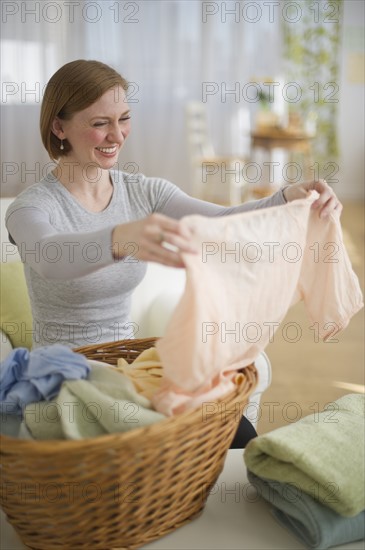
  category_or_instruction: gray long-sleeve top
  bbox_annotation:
[6,171,287,348]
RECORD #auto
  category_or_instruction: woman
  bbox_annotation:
[6,60,342,350]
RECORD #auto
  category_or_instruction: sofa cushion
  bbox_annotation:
[0,262,32,349]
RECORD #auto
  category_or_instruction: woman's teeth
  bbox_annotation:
[97,147,117,153]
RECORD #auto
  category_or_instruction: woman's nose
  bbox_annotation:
[108,123,124,143]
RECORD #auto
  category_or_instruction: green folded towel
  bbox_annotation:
[244,394,365,517]
[24,364,166,440]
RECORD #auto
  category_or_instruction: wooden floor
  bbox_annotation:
[257,201,365,434]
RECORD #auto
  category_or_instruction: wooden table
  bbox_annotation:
[251,129,314,182]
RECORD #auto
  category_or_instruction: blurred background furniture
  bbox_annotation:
[251,127,314,183]
[185,101,249,205]
[249,108,316,196]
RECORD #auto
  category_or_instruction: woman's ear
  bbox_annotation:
[51,117,65,139]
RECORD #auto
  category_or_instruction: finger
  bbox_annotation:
[314,178,328,189]
[311,187,335,209]
[151,213,195,241]
[142,242,186,268]
[324,200,343,218]
[144,216,192,245]
[146,226,197,255]
[311,179,329,199]
[160,231,198,254]
[319,196,338,218]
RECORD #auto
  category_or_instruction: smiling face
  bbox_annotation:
[52,86,131,170]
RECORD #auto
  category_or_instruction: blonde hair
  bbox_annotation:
[40,60,129,160]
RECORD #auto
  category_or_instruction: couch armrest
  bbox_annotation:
[0,329,14,362]
[245,351,272,429]
[131,263,186,338]
[136,292,183,338]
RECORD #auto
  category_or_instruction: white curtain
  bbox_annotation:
[0,0,282,197]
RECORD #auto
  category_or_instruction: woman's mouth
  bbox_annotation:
[96,146,118,156]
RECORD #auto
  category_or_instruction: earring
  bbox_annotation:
[60,139,64,151]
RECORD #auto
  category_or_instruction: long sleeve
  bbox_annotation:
[5,170,287,281]
[158,185,287,219]
[6,207,116,280]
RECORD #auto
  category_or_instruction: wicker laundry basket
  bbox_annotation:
[0,338,257,550]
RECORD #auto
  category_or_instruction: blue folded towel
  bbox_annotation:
[247,470,365,549]
[0,345,90,416]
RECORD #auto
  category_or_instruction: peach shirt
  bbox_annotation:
[152,192,363,415]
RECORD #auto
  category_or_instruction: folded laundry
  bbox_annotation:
[152,369,248,416]
[118,347,252,416]
[247,470,365,550]
[0,345,90,416]
[24,363,166,440]
[244,394,365,517]
[117,347,164,400]
[153,192,363,415]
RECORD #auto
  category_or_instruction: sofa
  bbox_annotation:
[0,197,271,428]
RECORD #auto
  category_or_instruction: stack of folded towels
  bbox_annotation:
[244,394,365,549]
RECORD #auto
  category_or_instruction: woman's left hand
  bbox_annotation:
[283,179,343,218]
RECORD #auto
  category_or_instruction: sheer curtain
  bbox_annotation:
[282,0,343,171]
[1,0,282,197]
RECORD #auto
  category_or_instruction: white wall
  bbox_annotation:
[337,0,365,200]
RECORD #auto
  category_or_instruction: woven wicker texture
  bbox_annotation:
[0,338,257,549]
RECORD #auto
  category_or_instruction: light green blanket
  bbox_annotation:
[24,364,165,440]
[244,394,365,517]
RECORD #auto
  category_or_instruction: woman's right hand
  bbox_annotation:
[112,213,198,267]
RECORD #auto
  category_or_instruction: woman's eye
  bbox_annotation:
[93,117,130,127]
